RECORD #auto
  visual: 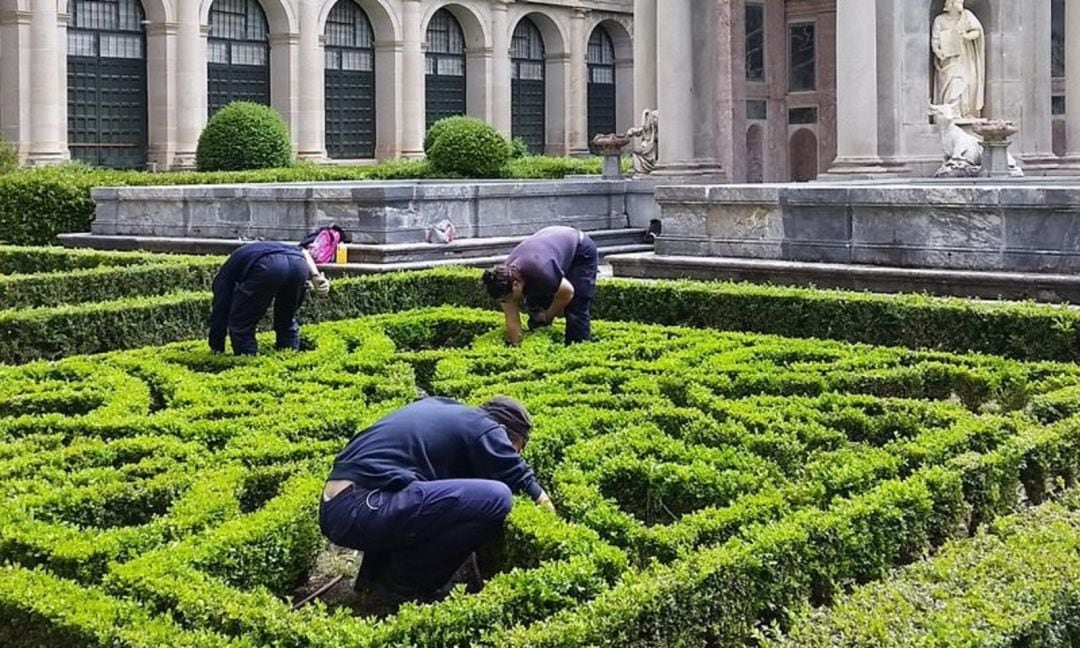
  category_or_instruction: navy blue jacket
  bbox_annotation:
[208,242,306,352]
[329,397,543,500]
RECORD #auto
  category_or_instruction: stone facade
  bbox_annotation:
[0,0,633,169]
[637,0,1079,182]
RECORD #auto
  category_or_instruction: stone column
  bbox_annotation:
[145,22,177,169]
[295,0,325,161]
[655,0,693,167]
[490,0,511,137]
[172,1,206,169]
[568,8,590,155]
[1067,0,1080,160]
[0,9,31,162]
[400,0,425,158]
[825,0,887,176]
[632,0,656,118]
[269,32,301,148]
[27,0,65,165]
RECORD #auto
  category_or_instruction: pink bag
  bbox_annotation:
[302,226,344,264]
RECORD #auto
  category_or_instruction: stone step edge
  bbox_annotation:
[322,244,654,276]
[605,252,1080,303]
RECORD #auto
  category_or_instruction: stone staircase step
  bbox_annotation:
[322,243,654,276]
[343,229,649,264]
[606,252,1080,304]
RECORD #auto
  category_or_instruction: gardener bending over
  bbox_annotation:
[208,234,332,355]
[482,225,599,345]
[320,396,555,604]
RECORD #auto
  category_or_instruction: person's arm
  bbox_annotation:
[301,248,320,278]
[470,427,547,502]
[301,248,331,296]
[207,263,237,353]
[540,279,575,324]
[501,300,524,346]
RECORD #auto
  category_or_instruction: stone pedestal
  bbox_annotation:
[592,133,630,179]
[973,120,1020,179]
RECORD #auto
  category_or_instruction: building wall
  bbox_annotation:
[0,0,633,169]
[638,0,1077,182]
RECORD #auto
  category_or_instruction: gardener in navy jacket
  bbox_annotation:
[320,396,555,603]
[481,225,599,345]
[208,239,331,355]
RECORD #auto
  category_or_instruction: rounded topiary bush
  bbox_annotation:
[426,116,511,178]
[196,102,293,172]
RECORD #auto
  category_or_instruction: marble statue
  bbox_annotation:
[928,103,1022,178]
[932,0,986,119]
[626,109,658,175]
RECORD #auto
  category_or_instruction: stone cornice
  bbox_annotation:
[0,10,33,26]
[145,22,180,37]
[268,32,301,46]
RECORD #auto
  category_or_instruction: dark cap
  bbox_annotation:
[480,396,532,441]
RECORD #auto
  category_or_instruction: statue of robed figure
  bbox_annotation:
[932,0,986,119]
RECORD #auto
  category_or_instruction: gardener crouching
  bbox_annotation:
[482,225,599,346]
[320,396,556,605]
[208,227,342,355]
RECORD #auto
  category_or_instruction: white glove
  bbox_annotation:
[311,274,331,297]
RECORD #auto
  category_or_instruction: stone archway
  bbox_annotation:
[594,18,633,133]
[509,9,568,154]
[422,1,491,122]
[318,0,400,159]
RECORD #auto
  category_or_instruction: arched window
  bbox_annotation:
[67,0,147,169]
[511,18,545,154]
[425,9,466,128]
[587,26,616,149]
[207,0,270,117]
[789,128,818,182]
[325,0,375,159]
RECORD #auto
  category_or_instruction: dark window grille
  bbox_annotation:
[1053,96,1066,116]
[325,0,375,159]
[425,9,466,128]
[745,4,765,81]
[789,22,816,92]
[1052,0,1065,78]
[587,26,616,147]
[207,0,270,117]
[747,100,767,120]
[67,0,148,169]
[788,106,818,125]
[511,18,545,154]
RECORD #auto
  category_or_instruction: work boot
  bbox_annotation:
[352,550,385,593]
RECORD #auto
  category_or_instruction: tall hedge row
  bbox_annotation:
[5,263,1080,364]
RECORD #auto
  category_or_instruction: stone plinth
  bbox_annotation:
[90,179,658,244]
[654,178,1080,274]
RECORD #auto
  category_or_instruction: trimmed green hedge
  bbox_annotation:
[767,493,1080,647]
[7,265,1080,364]
[0,257,221,309]
[196,102,293,172]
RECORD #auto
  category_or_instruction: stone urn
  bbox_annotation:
[972,120,1021,179]
[972,119,1019,143]
[591,133,631,179]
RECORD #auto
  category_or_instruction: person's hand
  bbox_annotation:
[527,309,550,331]
[536,491,557,516]
[311,274,331,297]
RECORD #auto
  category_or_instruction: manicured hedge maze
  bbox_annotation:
[3,306,1080,646]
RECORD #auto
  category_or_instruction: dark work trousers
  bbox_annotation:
[525,235,599,344]
[225,253,309,355]
[319,479,513,595]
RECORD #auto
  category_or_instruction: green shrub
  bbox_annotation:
[509,137,530,160]
[196,102,293,172]
[767,495,1080,647]
[426,116,511,178]
[505,156,603,179]
[0,139,17,176]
